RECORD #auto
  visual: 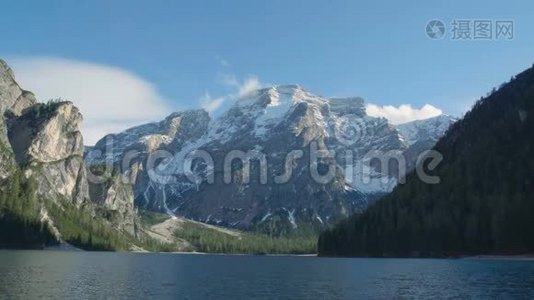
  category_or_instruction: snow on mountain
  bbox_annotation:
[86,85,454,233]
[396,114,456,146]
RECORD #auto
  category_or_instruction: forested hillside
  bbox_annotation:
[0,170,58,249]
[318,64,534,257]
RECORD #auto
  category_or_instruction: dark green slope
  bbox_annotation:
[0,170,58,249]
[318,64,534,257]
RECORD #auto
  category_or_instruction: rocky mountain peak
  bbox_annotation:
[237,84,322,108]
[86,84,455,233]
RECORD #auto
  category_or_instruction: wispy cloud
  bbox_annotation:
[7,57,170,145]
[237,76,261,97]
[199,74,263,115]
[366,103,442,124]
[219,74,261,97]
[200,91,225,113]
[215,56,230,67]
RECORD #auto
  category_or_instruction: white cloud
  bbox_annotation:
[366,103,442,124]
[200,74,263,115]
[220,74,261,97]
[7,57,170,145]
[200,91,225,113]
[237,76,261,97]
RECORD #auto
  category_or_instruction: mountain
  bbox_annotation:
[0,59,139,249]
[318,64,534,257]
[396,114,455,146]
[87,84,454,235]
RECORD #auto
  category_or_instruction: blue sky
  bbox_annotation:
[1,0,533,143]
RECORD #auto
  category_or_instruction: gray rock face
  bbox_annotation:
[86,109,210,211]
[85,110,210,234]
[0,59,37,179]
[87,85,455,234]
[8,102,84,164]
[0,59,36,116]
[7,101,89,205]
[0,59,89,206]
[90,109,210,159]
[88,168,138,235]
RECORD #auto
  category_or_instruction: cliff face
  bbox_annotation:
[0,60,36,179]
[0,60,36,116]
[86,109,211,219]
[0,59,137,241]
[7,101,89,205]
[88,167,138,235]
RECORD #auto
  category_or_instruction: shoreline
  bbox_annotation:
[462,254,534,261]
[0,248,318,257]
[5,248,534,260]
[137,250,318,257]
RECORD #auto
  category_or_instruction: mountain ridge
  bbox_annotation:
[86,84,455,234]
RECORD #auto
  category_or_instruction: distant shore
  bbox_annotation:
[9,248,534,260]
[462,254,534,261]
[140,250,318,257]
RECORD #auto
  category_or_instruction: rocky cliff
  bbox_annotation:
[0,59,138,243]
[7,101,89,205]
[88,166,138,235]
[0,59,36,179]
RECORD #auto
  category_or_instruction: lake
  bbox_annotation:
[1,251,534,299]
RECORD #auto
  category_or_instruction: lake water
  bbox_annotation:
[1,251,534,299]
